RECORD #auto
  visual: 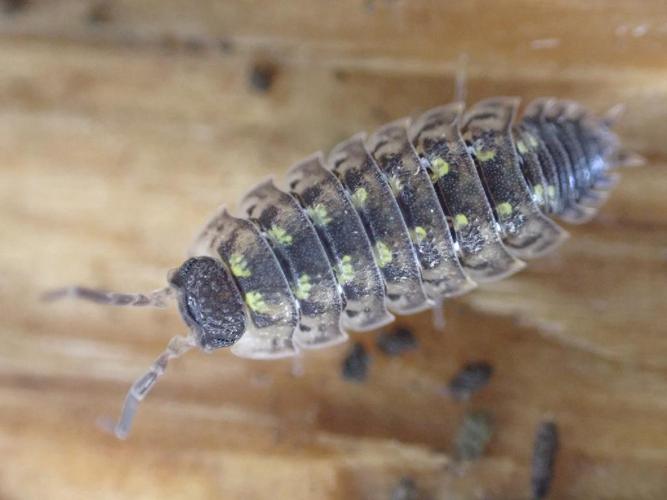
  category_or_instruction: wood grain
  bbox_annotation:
[0,1,666,499]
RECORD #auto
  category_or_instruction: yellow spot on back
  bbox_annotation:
[336,255,355,285]
[546,185,557,200]
[526,133,539,148]
[474,148,497,162]
[351,187,368,208]
[533,184,545,204]
[374,241,393,268]
[413,226,428,243]
[453,213,469,231]
[388,175,402,196]
[245,291,268,314]
[430,157,450,182]
[295,274,312,300]
[307,203,331,226]
[517,140,528,155]
[496,202,513,217]
[229,253,251,278]
[268,225,292,245]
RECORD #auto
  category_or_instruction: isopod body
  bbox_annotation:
[47,96,632,437]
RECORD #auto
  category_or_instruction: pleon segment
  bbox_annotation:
[410,103,525,282]
[523,99,596,224]
[462,98,567,258]
[543,101,610,209]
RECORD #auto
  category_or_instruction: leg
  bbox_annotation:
[291,350,305,377]
[454,52,469,103]
[432,297,446,332]
[601,103,625,128]
[42,285,174,307]
[114,334,196,439]
[612,148,646,168]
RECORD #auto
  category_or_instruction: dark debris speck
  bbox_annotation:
[248,62,277,93]
[87,1,112,24]
[183,36,207,53]
[2,0,28,14]
[159,34,180,52]
[341,342,370,382]
[390,476,418,500]
[218,38,235,54]
[376,328,418,356]
[333,69,348,82]
[532,420,559,500]
[455,410,494,461]
[446,361,493,400]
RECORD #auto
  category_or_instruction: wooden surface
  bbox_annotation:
[1,1,666,499]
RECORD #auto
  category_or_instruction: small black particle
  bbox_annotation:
[333,69,348,82]
[371,106,390,123]
[159,34,180,52]
[376,328,418,356]
[446,361,493,400]
[532,420,559,500]
[2,0,28,14]
[218,38,235,54]
[248,62,277,93]
[341,342,369,382]
[87,1,112,24]
[183,37,207,53]
[455,410,494,461]
[390,476,418,500]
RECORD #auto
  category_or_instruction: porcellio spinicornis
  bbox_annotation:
[45,96,640,438]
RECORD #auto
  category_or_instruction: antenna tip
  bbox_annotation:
[40,287,70,303]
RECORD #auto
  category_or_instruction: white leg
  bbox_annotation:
[291,351,305,378]
[601,103,625,128]
[42,285,174,307]
[114,334,196,439]
[454,53,469,104]
[432,298,446,332]
[612,148,647,168]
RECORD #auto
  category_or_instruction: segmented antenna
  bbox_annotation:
[42,285,175,308]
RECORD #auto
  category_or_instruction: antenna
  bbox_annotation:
[42,285,175,308]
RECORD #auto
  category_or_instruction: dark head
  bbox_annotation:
[169,256,246,350]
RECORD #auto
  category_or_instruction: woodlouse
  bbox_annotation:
[45,96,636,438]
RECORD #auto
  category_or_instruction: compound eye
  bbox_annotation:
[170,257,246,349]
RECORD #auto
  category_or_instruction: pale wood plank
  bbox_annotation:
[0,6,666,498]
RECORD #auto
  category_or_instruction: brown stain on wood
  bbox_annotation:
[0,1,666,499]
